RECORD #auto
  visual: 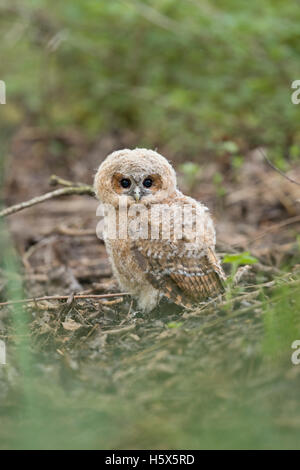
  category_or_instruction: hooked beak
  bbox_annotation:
[133,186,141,202]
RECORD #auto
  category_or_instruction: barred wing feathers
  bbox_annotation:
[132,238,225,308]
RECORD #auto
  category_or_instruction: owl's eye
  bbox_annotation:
[120,178,131,189]
[143,178,153,188]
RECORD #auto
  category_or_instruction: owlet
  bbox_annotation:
[94,148,225,312]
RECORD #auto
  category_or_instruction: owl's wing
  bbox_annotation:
[132,232,226,309]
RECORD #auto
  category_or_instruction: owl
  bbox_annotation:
[94,148,225,312]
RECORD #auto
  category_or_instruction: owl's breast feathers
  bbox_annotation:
[131,196,226,308]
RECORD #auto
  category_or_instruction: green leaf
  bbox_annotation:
[223,252,258,265]
[167,322,183,329]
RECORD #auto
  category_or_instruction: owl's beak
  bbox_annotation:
[133,187,142,202]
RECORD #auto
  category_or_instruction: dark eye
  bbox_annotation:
[120,178,131,189]
[143,178,153,188]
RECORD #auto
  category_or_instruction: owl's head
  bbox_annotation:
[94,148,177,206]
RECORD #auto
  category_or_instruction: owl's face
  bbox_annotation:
[111,171,163,202]
[94,148,177,206]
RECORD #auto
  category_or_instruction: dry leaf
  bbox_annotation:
[62,319,81,331]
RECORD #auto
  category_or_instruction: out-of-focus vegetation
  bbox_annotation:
[0,0,300,451]
[1,0,300,158]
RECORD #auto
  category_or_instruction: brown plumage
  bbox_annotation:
[131,205,225,308]
[94,148,225,312]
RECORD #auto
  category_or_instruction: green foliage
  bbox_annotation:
[223,252,258,266]
[167,321,183,329]
[213,171,226,198]
[179,161,202,189]
[262,281,300,360]
[223,251,258,289]
[231,155,244,171]
[216,141,240,156]
[0,218,39,449]
[1,0,300,156]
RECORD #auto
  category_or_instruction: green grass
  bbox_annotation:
[1,254,300,449]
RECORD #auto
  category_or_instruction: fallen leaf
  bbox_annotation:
[62,319,81,331]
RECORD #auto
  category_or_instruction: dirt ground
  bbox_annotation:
[4,127,300,287]
[0,128,300,449]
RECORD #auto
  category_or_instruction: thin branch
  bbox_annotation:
[260,148,300,186]
[248,214,300,244]
[0,184,94,218]
[49,174,89,188]
[0,292,128,308]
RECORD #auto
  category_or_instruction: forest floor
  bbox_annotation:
[0,128,300,449]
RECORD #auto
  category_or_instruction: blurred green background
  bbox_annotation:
[1,0,300,157]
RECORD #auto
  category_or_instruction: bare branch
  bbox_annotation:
[49,174,89,188]
[260,148,300,186]
[0,184,94,218]
[248,214,300,244]
[0,292,128,308]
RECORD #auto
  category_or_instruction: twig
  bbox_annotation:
[55,226,96,236]
[260,148,300,186]
[0,292,128,308]
[248,214,300,244]
[49,174,89,188]
[0,185,94,218]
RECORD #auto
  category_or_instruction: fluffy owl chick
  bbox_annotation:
[94,148,225,312]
